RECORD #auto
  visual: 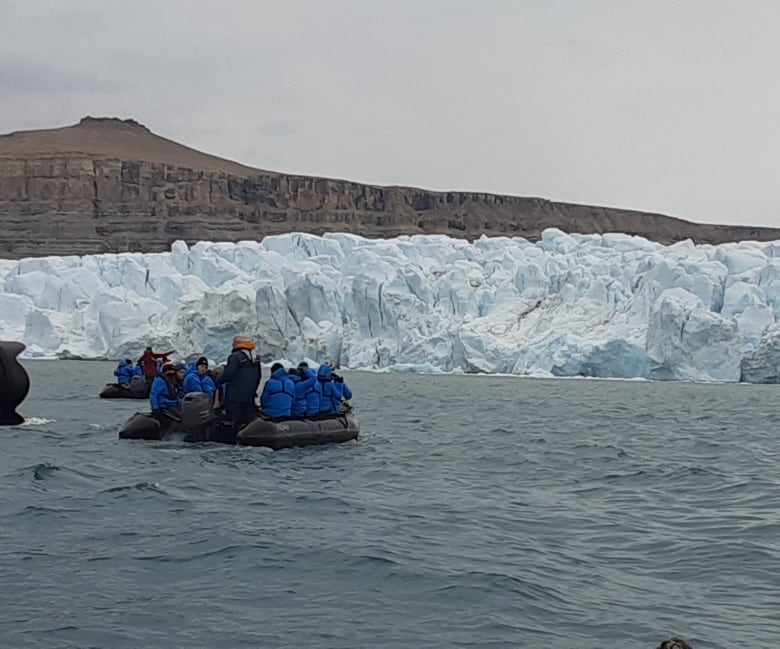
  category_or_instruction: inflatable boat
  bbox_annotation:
[0,340,30,426]
[100,375,150,399]
[118,392,359,450]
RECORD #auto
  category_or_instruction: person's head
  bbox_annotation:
[298,361,309,369]
[162,362,175,377]
[124,358,133,365]
[174,361,186,379]
[197,356,208,375]
[271,362,284,374]
[232,335,256,351]
[287,367,299,376]
[317,363,332,380]
[145,346,152,353]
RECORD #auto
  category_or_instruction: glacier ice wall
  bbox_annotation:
[2,228,780,382]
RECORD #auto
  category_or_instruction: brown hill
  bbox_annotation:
[0,117,262,176]
[1,116,778,259]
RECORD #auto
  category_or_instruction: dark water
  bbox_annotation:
[2,361,779,649]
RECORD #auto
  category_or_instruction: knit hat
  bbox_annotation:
[174,361,186,371]
[162,362,175,374]
[196,356,208,367]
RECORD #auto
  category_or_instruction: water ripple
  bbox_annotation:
[1,364,779,649]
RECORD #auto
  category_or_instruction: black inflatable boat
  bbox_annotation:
[118,392,359,450]
[0,340,30,426]
[100,375,150,399]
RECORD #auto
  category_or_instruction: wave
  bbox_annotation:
[18,417,55,426]
[99,481,168,495]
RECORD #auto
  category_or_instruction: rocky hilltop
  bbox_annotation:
[1,116,778,259]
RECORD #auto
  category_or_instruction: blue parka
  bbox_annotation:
[335,378,352,401]
[288,372,303,416]
[182,361,216,396]
[316,364,343,415]
[260,367,295,418]
[291,368,318,416]
[114,360,142,384]
[150,375,182,411]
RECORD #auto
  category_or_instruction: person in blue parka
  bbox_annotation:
[183,357,216,397]
[287,367,303,415]
[288,364,318,417]
[334,370,352,403]
[114,358,142,388]
[297,362,320,415]
[173,361,187,398]
[316,363,344,415]
[149,363,183,416]
[260,363,295,418]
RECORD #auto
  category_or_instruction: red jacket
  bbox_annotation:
[138,349,173,378]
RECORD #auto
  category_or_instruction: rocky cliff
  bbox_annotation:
[1,116,778,259]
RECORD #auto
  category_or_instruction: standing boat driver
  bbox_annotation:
[215,335,262,430]
[138,346,176,381]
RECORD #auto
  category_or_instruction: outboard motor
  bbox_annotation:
[181,392,216,441]
[0,341,30,426]
[129,374,148,397]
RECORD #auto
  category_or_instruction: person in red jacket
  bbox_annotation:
[137,346,175,380]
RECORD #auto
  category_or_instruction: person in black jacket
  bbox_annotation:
[215,335,262,429]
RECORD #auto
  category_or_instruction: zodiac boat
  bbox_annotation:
[0,340,30,425]
[118,392,359,450]
[100,375,151,399]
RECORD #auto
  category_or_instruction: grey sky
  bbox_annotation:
[1,0,779,228]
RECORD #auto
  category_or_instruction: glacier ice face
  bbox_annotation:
[740,323,780,383]
[2,228,780,382]
[645,288,741,382]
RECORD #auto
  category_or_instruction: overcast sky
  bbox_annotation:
[1,0,778,227]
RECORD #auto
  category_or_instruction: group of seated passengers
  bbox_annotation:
[260,361,352,419]
[113,346,177,389]
[145,355,352,420]
[113,358,144,388]
[149,357,215,413]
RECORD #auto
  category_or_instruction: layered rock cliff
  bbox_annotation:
[1,116,778,259]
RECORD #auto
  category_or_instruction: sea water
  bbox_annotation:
[1,361,779,649]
